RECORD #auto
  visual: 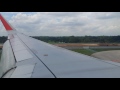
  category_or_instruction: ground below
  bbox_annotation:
[91,50,120,63]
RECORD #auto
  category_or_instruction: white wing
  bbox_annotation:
[1,14,120,78]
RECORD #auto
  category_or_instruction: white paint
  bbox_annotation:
[14,49,33,62]
[10,64,35,78]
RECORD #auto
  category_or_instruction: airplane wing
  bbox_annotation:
[1,14,120,78]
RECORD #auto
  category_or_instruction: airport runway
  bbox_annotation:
[91,50,120,63]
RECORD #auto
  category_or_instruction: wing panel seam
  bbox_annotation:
[17,34,57,78]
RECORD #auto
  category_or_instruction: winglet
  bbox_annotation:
[0,14,13,31]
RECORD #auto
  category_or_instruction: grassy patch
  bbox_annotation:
[47,41,58,44]
[71,48,120,56]
[71,49,95,56]
[92,48,120,52]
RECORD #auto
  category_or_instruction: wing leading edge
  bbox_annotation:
[1,14,120,78]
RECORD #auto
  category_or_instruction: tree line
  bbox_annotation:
[0,36,120,44]
[32,36,120,43]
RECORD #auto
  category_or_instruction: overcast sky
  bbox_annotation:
[0,12,120,36]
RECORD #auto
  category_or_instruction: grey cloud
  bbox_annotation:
[95,12,120,19]
[46,12,82,17]
[1,12,120,36]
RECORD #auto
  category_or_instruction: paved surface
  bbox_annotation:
[91,50,120,63]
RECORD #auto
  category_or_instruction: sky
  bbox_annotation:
[0,12,120,36]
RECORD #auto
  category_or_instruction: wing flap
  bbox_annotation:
[10,64,35,78]
[8,35,55,78]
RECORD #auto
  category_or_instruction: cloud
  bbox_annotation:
[0,12,120,36]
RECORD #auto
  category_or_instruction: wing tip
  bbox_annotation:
[0,14,13,31]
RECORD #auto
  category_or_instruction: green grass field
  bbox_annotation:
[71,48,120,56]
[92,48,120,52]
[71,49,95,56]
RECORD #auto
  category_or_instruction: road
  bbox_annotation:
[91,50,120,63]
